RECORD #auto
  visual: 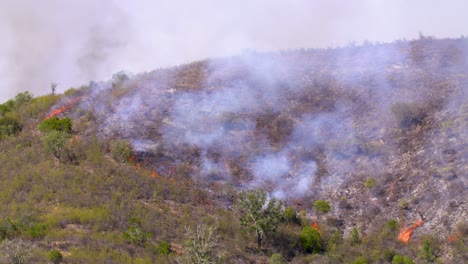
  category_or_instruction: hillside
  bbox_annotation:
[0,36,466,263]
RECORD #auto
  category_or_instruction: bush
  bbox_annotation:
[300,226,322,254]
[419,238,435,262]
[0,117,21,138]
[269,253,286,264]
[48,249,63,264]
[352,256,368,264]
[155,241,171,255]
[364,178,376,188]
[313,200,331,214]
[26,222,47,239]
[111,140,133,163]
[123,217,151,246]
[350,227,361,245]
[392,254,414,264]
[39,117,72,133]
[283,207,298,224]
[43,130,71,161]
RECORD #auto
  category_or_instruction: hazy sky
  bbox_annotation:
[0,0,466,102]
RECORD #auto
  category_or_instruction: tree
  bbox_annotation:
[236,190,283,249]
[111,140,133,163]
[313,200,331,216]
[50,83,58,95]
[43,130,70,161]
[299,226,322,254]
[181,224,223,264]
[123,217,151,246]
[39,117,72,133]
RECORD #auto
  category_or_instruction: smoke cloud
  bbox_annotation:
[1,0,467,103]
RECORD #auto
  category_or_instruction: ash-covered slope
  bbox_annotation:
[57,37,466,239]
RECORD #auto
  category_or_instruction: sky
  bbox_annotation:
[0,0,466,103]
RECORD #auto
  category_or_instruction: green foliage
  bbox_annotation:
[0,218,19,240]
[313,200,331,214]
[14,91,33,106]
[269,253,286,264]
[111,140,133,163]
[25,222,47,239]
[382,248,397,262]
[364,178,376,188]
[299,226,322,254]
[124,217,151,246]
[386,219,398,232]
[155,241,171,255]
[42,130,71,161]
[0,117,21,138]
[392,254,414,264]
[352,256,368,264]
[283,207,298,224]
[350,227,361,245]
[419,239,436,262]
[39,117,72,133]
[236,190,283,248]
[48,249,63,264]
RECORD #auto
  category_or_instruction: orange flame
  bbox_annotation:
[151,171,158,178]
[398,220,424,243]
[44,97,83,120]
[311,221,321,234]
[447,233,461,243]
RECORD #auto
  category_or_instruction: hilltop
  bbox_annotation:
[0,36,466,263]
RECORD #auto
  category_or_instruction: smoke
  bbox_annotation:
[1,0,467,103]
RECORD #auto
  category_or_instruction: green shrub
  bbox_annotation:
[382,248,397,262]
[42,130,71,161]
[0,218,19,240]
[299,226,321,254]
[313,200,331,214]
[155,241,171,255]
[0,117,21,138]
[123,217,151,246]
[364,178,376,188]
[350,227,361,245]
[283,207,298,224]
[386,219,398,232]
[352,256,368,264]
[419,238,435,262]
[39,117,72,133]
[392,254,414,264]
[48,249,63,264]
[269,253,286,264]
[26,222,47,239]
[111,140,133,163]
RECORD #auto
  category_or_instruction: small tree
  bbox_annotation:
[48,249,63,264]
[182,224,223,264]
[313,200,331,216]
[283,207,298,224]
[39,117,72,133]
[43,130,71,161]
[300,226,322,254]
[111,140,133,163]
[50,83,58,95]
[236,190,283,249]
[419,238,435,262]
[123,217,151,246]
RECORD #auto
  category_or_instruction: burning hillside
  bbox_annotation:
[60,37,467,241]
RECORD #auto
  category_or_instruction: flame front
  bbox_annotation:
[44,97,83,120]
[398,220,424,243]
